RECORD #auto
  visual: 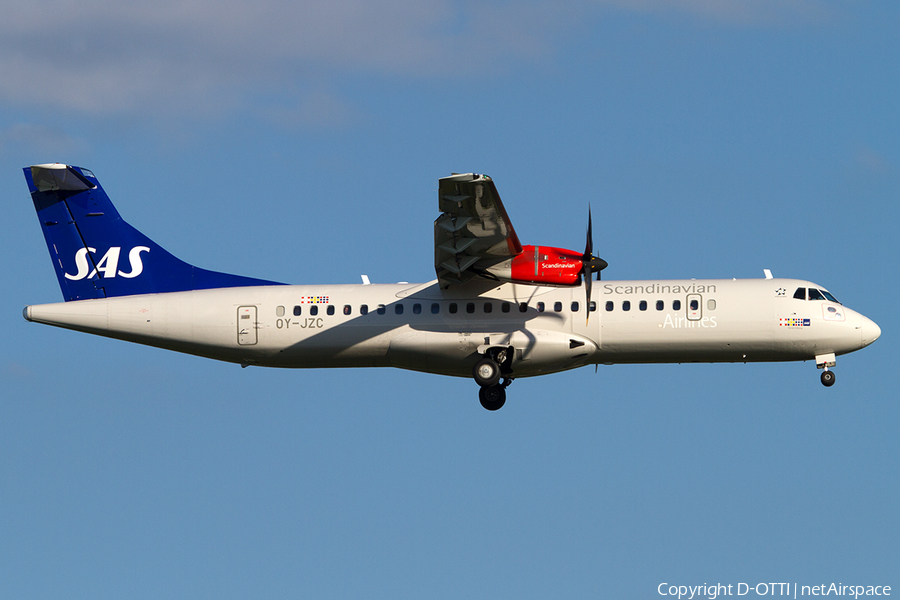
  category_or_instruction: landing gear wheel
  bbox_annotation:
[473,357,502,387]
[479,385,506,411]
[821,370,836,387]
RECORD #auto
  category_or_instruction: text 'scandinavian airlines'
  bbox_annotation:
[23,164,880,410]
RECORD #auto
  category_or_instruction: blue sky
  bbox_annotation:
[1,1,897,598]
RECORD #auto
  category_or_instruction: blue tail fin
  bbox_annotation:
[25,164,283,301]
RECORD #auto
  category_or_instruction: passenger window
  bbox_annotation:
[501,302,511,313]
[589,301,596,312]
[395,304,404,315]
[554,302,562,312]
[623,301,631,311]
[327,305,335,316]
[377,304,386,315]
[431,303,440,314]
[484,302,492,313]
[449,303,458,314]
[808,288,826,301]
[639,300,647,311]
[343,305,351,315]
[605,301,614,312]
[537,302,545,313]
[519,302,528,313]
[690,299,699,311]
[707,299,716,310]
[793,288,806,300]
[310,305,318,316]
[571,301,579,312]
[673,300,681,311]
[413,303,422,314]
[276,306,285,317]
[656,300,664,311]
[466,302,475,314]
[360,304,368,315]
[293,305,302,316]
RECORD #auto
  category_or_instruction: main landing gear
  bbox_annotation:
[473,347,515,411]
[820,369,836,387]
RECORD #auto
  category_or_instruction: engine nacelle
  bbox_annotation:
[484,245,584,286]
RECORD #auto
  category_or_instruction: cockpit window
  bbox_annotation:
[796,286,841,304]
[820,289,839,303]
[808,288,825,301]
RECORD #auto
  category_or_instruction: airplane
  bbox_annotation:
[22,164,881,410]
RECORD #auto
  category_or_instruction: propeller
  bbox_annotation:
[582,206,608,323]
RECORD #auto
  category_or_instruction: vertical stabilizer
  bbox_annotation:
[25,164,282,301]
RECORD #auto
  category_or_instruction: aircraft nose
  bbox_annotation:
[860,315,881,347]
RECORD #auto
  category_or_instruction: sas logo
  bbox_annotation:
[64,246,150,281]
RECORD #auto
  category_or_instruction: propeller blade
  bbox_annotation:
[584,207,594,324]
[584,206,593,259]
[584,260,593,325]
[581,206,608,277]
[582,205,608,324]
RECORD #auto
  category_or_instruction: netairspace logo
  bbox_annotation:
[657,582,891,599]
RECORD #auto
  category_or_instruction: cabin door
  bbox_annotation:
[237,306,258,345]
[686,294,702,321]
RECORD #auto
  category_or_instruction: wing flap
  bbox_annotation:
[434,173,523,288]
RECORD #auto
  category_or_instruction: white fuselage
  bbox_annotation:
[24,278,880,378]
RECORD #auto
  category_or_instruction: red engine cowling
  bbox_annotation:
[485,245,584,286]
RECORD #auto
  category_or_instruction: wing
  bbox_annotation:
[434,173,523,288]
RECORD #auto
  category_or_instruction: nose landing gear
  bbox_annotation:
[816,352,837,387]
[473,347,515,410]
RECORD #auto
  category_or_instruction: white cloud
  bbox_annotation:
[0,0,831,118]
[600,0,831,26]
[854,146,892,175]
[2,361,35,379]
[0,122,89,159]
[263,87,360,130]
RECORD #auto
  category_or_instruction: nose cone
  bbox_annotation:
[860,315,881,347]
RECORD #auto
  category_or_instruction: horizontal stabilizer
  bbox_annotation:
[31,164,96,192]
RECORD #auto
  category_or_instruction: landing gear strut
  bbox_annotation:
[473,347,514,410]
